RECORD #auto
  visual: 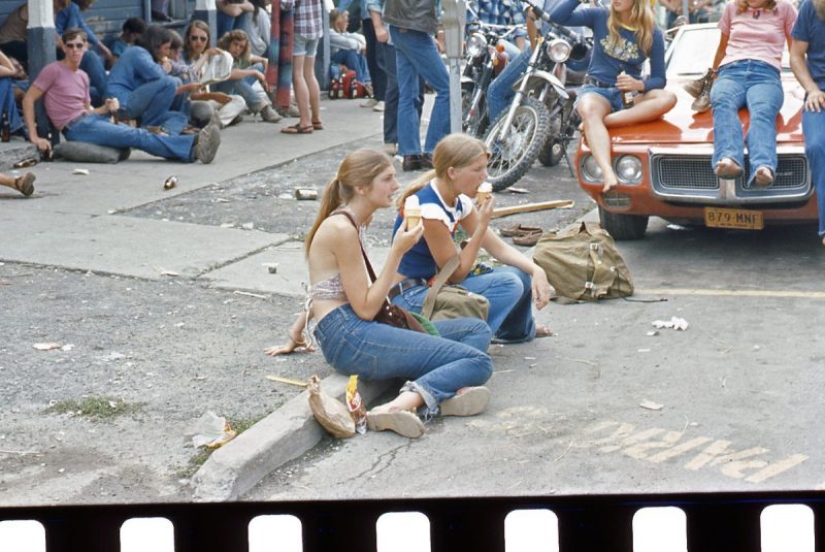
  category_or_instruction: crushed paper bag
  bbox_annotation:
[308,375,355,439]
[192,411,237,449]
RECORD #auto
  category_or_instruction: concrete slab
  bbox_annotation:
[0,210,285,279]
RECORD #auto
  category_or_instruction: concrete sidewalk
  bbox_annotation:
[0,99,401,502]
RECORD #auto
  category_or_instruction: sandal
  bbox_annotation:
[311,121,324,131]
[500,224,543,237]
[13,172,35,196]
[280,123,314,134]
[535,325,554,338]
[440,387,490,417]
[366,410,425,438]
[512,230,543,246]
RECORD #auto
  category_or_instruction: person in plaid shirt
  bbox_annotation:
[470,0,527,53]
[282,0,325,134]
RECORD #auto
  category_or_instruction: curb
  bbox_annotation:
[192,372,395,501]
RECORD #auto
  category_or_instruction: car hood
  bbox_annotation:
[610,76,805,146]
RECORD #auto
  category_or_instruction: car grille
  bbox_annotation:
[650,152,810,203]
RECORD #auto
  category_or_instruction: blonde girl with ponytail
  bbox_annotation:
[266,149,494,439]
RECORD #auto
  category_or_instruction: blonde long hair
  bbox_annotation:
[305,149,394,255]
[605,0,657,57]
[395,134,490,210]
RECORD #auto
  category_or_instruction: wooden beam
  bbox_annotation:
[491,199,574,219]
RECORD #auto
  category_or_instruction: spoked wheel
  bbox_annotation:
[484,96,551,192]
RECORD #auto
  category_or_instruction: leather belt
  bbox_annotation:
[388,277,427,300]
[61,112,89,135]
[584,76,614,89]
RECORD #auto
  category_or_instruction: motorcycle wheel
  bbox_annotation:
[484,96,552,192]
[537,138,565,167]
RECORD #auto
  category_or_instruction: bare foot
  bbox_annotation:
[753,166,774,188]
[264,333,315,356]
[535,325,554,338]
[602,177,618,193]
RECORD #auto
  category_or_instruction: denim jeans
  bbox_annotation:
[217,11,251,40]
[331,49,371,83]
[802,107,825,237]
[710,60,783,184]
[64,114,196,162]
[392,266,537,343]
[376,40,400,144]
[213,62,267,111]
[389,25,450,156]
[487,45,531,122]
[115,76,188,135]
[313,304,493,415]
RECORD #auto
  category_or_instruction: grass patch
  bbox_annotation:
[44,397,144,421]
[177,413,267,479]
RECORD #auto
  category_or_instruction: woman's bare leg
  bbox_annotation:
[578,94,618,192]
[604,89,677,128]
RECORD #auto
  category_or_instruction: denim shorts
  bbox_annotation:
[293,34,319,57]
[576,84,624,113]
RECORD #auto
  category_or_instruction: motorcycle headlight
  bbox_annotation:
[546,38,571,64]
[615,155,643,184]
[581,155,602,183]
[466,33,488,59]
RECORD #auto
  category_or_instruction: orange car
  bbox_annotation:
[574,23,813,240]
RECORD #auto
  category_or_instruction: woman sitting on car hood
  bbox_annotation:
[551,0,676,193]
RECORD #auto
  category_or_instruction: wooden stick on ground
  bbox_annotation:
[492,199,575,219]
[266,375,309,388]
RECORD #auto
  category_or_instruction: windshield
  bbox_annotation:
[665,24,791,79]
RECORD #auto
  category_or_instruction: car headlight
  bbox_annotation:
[466,33,488,59]
[580,155,602,183]
[546,38,571,64]
[615,155,642,184]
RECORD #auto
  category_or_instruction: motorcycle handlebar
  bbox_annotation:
[520,0,579,41]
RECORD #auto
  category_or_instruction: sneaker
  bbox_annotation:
[366,410,425,438]
[382,143,397,156]
[372,101,385,112]
[360,97,379,108]
[440,387,490,417]
[194,123,221,164]
[260,105,283,123]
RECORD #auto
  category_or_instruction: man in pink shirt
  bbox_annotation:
[708,0,796,188]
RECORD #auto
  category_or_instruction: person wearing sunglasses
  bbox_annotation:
[23,29,222,165]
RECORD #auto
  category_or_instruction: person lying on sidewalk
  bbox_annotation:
[264,148,494,439]
[22,29,221,164]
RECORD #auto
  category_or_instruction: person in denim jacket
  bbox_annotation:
[107,25,189,135]
[266,149,493,439]
[790,0,825,246]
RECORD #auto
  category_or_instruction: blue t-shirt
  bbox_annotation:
[791,0,825,90]
[393,182,474,279]
[550,0,666,91]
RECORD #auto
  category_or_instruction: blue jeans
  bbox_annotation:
[487,45,530,122]
[710,60,783,184]
[803,107,825,237]
[389,25,450,156]
[331,50,371,84]
[213,62,266,111]
[64,114,196,162]
[392,266,536,343]
[376,40,400,144]
[115,76,188,135]
[217,11,251,40]
[313,304,493,415]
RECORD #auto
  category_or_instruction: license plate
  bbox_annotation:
[704,207,764,230]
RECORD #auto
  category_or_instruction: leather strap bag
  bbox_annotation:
[337,210,429,334]
[422,256,490,321]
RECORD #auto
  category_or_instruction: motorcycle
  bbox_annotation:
[483,0,591,191]
[461,20,522,138]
